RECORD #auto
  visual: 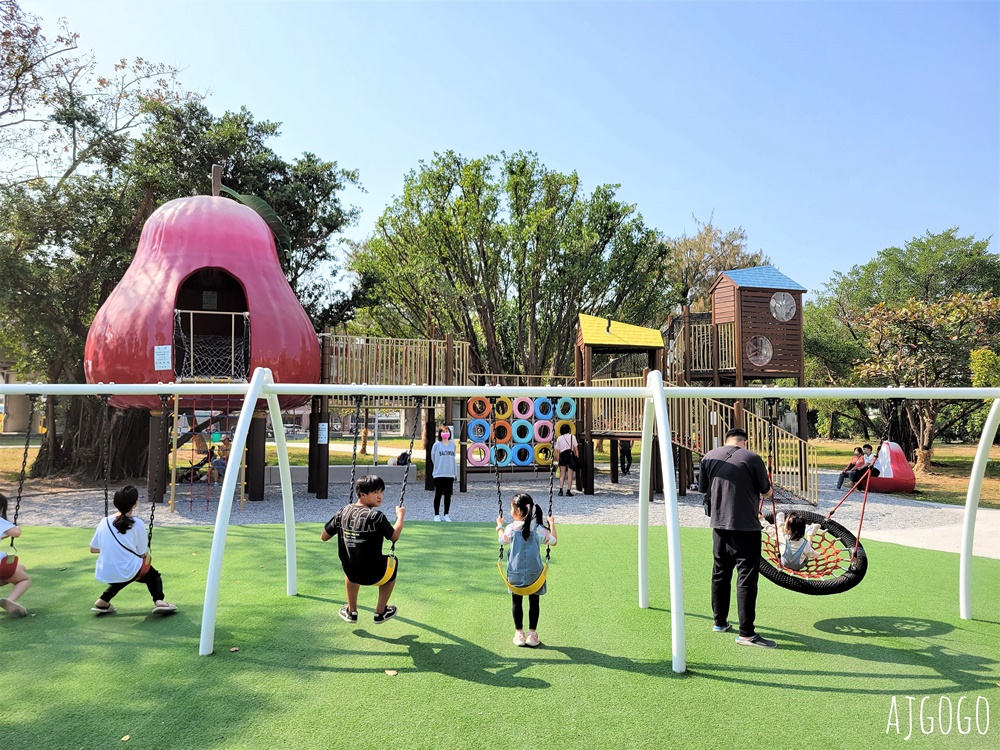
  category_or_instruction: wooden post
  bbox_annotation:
[147,410,168,503]
[682,305,692,386]
[610,438,619,484]
[584,347,591,495]
[316,332,331,500]
[734,286,745,429]
[425,337,436,491]
[308,396,319,494]
[711,322,720,387]
[459,417,468,493]
[246,411,267,501]
[444,332,455,437]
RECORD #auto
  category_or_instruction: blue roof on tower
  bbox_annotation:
[721,266,806,291]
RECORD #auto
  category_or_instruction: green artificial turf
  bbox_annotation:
[3,523,998,749]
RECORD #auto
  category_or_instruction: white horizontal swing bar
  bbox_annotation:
[2,376,994,664]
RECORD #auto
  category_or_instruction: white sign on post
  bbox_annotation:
[153,345,172,371]
[317,423,329,445]
[202,291,218,310]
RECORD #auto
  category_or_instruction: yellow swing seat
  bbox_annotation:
[370,554,398,587]
[497,560,548,596]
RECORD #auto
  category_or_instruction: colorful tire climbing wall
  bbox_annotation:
[465,396,574,468]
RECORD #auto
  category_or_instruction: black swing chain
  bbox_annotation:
[389,395,423,556]
[9,395,38,536]
[101,395,111,518]
[396,395,423,509]
[494,398,505,562]
[545,396,558,561]
[149,394,171,550]
[346,395,364,506]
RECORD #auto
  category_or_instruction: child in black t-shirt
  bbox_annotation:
[321,474,405,625]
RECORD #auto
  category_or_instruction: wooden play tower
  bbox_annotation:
[578,266,818,503]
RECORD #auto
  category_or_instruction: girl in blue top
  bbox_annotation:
[497,493,557,648]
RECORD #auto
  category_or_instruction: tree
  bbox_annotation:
[663,214,771,312]
[807,229,1000,470]
[130,100,363,326]
[0,5,362,479]
[351,150,673,377]
[853,293,1000,472]
[801,298,872,439]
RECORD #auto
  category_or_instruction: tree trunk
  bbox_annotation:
[33,397,150,483]
[913,448,934,475]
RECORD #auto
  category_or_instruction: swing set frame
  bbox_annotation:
[2,373,998,674]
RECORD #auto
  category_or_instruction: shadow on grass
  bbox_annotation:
[548,645,688,680]
[813,616,954,638]
[356,630,550,688]
[689,622,998,695]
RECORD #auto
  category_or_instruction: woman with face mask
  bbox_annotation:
[430,426,458,522]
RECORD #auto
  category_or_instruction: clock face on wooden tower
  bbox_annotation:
[769,292,796,322]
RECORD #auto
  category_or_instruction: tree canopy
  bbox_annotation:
[662,214,770,312]
[803,228,1000,469]
[351,150,674,377]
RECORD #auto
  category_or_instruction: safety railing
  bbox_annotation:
[173,310,250,382]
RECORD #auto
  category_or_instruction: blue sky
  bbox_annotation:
[33,0,1000,298]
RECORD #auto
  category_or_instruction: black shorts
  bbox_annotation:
[345,556,398,587]
[559,449,575,467]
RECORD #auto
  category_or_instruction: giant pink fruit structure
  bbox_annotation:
[85,195,319,407]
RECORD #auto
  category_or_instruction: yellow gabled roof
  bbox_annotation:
[577,314,664,349]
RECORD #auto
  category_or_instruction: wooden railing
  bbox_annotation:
[474,373,575,387]
[718,322,736,370]
[591,376,817,504]
[325,335,470,407]
[592,377,732,450]
[743,409,818,505]
[666,322,737,382]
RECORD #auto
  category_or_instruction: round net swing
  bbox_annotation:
[759,509,868,595]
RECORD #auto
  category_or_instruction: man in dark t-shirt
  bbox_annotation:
[322,474,405,625]
[698,428,776,649]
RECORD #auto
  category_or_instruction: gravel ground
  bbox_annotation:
[8,468,984,534]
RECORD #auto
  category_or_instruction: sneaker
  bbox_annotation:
[525,631,541,648]
[433,515,441,522]
[373,605,397,624]
[558,489,563,496]
[443,514,452,522]
[513,630,527,647]
[0,598,27,618]
[736,634,777,649]
[712,622,732,632]
[339,605,358,623]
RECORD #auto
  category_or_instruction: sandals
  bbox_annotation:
[91,604,117,615]
[152,603,177,614]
